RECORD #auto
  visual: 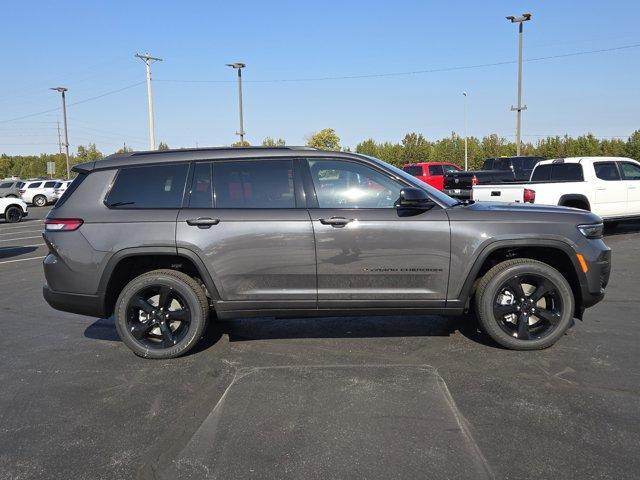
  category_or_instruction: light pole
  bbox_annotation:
[506,12,531,156]
[50,87,70,179]
[135,52,163,150]
[226,62,246,144]
[463,91,468,171]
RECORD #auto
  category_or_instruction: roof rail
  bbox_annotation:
[128,146,318,156]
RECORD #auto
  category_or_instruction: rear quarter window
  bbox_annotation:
[105,163,189,209]
[28,182,42,188]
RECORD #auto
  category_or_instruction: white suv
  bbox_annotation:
[20,180,62,206]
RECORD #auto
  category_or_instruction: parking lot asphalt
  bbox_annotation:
[1,207,639,480]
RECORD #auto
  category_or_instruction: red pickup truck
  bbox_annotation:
[402,162,462,191]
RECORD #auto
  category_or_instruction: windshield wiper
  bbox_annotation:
[106,201,135,208]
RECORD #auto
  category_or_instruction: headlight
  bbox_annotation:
[577,223,603,239]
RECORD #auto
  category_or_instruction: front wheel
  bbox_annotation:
[475,259,575,350]
[115,269,209,359]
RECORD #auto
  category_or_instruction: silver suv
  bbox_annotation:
[42,147,611,358]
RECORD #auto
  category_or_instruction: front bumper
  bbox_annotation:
[580,249,611,309]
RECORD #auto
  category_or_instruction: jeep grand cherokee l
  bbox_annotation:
[42,147,611,358]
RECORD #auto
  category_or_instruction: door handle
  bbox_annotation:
[186,217,220,228]
[319,217,353,227]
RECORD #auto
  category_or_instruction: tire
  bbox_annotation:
[33,195,47,207]
[114,269,209,359]
[4,205,23,223]
[475,258,575,350]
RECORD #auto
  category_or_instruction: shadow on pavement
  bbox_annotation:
[0,246,39,259]
[85,313,497,352]
[604,220,640,237]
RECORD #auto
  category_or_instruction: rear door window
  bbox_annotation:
[0,182,13,188]
[106,163,189,208]
[213,160,295,209]
[44,181,57,188]
[28,182,42,188]
[594,162,621,181]
[428,165,444,176]
[532,163,583,181]
[402,165,423,176]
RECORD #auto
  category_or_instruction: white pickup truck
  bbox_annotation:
[472,157,640,221]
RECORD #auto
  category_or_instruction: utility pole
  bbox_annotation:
[506,13,531,156]
[135,52,163,150]
[50,87,70,179]
[226,63,246,143]
[463,91,468,171]
[56,118,62,154]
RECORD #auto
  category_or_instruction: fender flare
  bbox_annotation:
[97,246,222,301]
[558,194,591,211]
[452,238,585,304]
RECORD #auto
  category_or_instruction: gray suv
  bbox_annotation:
[42,147,611,358]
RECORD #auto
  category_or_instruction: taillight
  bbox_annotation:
[471,175,478,186]
[44,218,83,231]
[523,188,536,203]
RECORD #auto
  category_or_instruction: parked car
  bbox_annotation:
[54,180,73,199]
[43,147,610,358]
[20,180,62,206]
[0,197,28,223]
[472,157,640,222]
[0,180,25,198]
[402,162,461,191]
[444,156,544,199]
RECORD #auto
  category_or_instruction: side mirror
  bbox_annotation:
[396,187,433,210]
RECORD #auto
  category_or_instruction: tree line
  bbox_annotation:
[2,130,640,179]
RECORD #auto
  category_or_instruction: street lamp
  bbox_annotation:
[506,12,532,156]
[226,62,246,144]
[50,87,70,179]
[462,91,468,171]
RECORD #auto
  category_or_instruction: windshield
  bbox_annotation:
[362,155,459,207]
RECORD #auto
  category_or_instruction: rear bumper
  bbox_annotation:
[444,188,472,199]
[43,285,106,318]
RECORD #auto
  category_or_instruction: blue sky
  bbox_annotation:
[1,0,639,155]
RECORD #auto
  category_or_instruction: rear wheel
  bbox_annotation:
[4,205,23,223]
[115,269,209,359]
[475,259,574,350]
[33,195,47,207]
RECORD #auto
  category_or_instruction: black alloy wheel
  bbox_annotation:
[5,206,22,223]
[126,285,192,349]
[492,273,563,341]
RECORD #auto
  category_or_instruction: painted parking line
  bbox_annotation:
[0,229,44,236]
[0,235,43,243]
[0,221,44,231]
[0,256,46,265]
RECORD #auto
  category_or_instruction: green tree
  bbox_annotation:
[306,128,340,151]
[76,144,102,162]
[158,141,170,151]
[401,132,431,165]
[261,137,286,147]
[231,140,251,147]
[625,130,640,160]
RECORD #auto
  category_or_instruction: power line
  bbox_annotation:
[0,81,144,125]
[156,42,640,84]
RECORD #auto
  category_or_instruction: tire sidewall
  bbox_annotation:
[34,195,46,207]
[478,262,575,350]
[115,273,206,359]
[5,206,22,223]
